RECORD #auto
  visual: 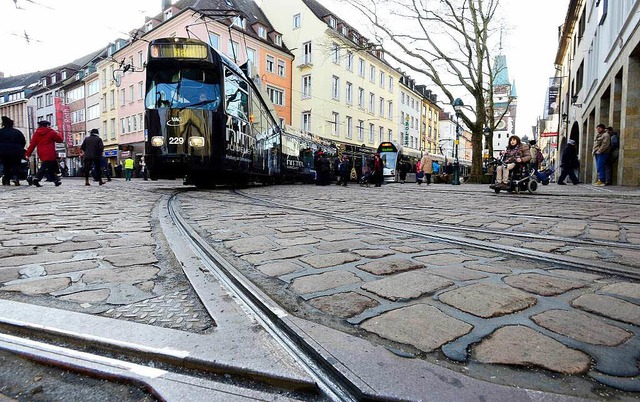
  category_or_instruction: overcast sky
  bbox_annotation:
[1,0,569,136]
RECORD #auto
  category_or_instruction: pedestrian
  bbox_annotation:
[338,155,351,186]
[557,139,580,185]
[59,158,69,177]
[0,116,26,186]
[140,156,148,181]
[24,120,63,187]
[114,163,123,178]
[372,153,383,187]
[490,135,531,190]
[605,126,619,185]
[415,160,423,184]
[101,157,112,182]
[592,123,610,186]
[80,128,105,186]
[124,156,134,181]
[528,139,542,170]
[420,153,434,185]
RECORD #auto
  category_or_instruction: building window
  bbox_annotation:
[302,75,311,98]
[303,41,312,64]
[302,112,311,132]
[369,123,374,143]
[357,120,364,141]
[369,92,375,114]
[380,71,385,88]
[328,16,336,29]
[109,90,115,110]
[358,87,364,108]
[332,43,340,64]
[369,65,376,83]
[274,34,282,46]
[267,86,284,106]
[110,118,116,139]
[138,81,144,100]
[331,76,340,100]
[266,55,274,72]
[346,116,353,139]
[358,58,365,77]
[346,82,353,104]
[379,126,384,143]
[277,59,285,76]
[293,13,301,29]
[379,97,384,117]
[101,97,107,113]
[257,26,266,38]
[228,40,239,58]
[388,101,393,120]
[332,112,339,135]
[45,93,53,106]
[346,51,353,71]
[246,48,256,70]
[37,96,43,109]
[388,76,394,92]
[120,88,126,106]
[232,16,245,29]
[388,129,392,142]
[129,85,134,103]
[209,32,220,49]
[138,51,144,68]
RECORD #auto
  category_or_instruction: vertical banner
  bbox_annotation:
[547,77,562,116]
[54,97,73,147]
[404,115,409,146]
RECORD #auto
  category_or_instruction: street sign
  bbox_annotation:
[104,150,118,157]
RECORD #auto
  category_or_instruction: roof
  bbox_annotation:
[493,54,510,86]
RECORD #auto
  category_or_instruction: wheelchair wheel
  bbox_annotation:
[514,185,520,194]
[494,188,501,194]
[527,180,538,194]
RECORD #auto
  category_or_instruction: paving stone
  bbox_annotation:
[0,251,76,267]
[531,309,633,346]
[19,265,45,278]
[439,283,537,318]
[563,248,601,259]
[389,245,421,253]
[2,277,71,295]
[315,240,365,252]
[82,266,160,285]
[503,273,587,296]
[473,325,591,374]
[526,241,566,253]
[572,294,640,325]
[584,229,619,242]
[45,260,100,275]
[2,237,63,247]
[273,236,319,247]
[360,304,472,353]
[242,246,310,265]
[423,266,489,281]
[290,271,363,294]
[611,248,640,267]
[224,235,278,254]
[106,234,155,248]
[463,262,512,274]
[465,249,502,258]
[419,243,458,251]
[548,269,602,281]
[299,252,360,269]
[0,267,22,283]
[356,258,424,275]
[599,282,640,299]
[102,248,158,267]
[352,249,394,259]
[415,253,476,266]
[256,261,302,277]
[59,288,111,303]
[0,246,38,258]
[48,241,101,253]
[361,271,454,301]
[308,291,378,318]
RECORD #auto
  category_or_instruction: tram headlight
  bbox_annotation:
[151,136,164,147]
[189,136,205,148]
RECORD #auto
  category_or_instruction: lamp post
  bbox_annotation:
[451,98,463,185]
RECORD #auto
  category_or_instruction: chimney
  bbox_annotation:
[162,0,171,10]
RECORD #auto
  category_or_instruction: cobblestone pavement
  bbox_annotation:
[177,183,640,398]
[0,178,639,399]
[0,178,214,333]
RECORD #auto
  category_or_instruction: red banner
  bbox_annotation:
[540,132,558,137]
[54,97,73,147]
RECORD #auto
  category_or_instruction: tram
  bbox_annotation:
[144,37,283,187]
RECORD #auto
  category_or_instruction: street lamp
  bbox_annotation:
[451,98,464,185]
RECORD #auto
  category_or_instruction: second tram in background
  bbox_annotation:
[144,37,334,187]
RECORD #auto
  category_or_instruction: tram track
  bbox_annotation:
[233,190,640,281]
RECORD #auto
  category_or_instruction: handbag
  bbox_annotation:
[350,167,357,180]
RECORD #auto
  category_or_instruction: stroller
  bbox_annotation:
[359,170,371,187]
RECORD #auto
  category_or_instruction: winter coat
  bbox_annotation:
[25,127,63,161]
[593,130,610,155]
[0,126,26,158]
[502,143,532,164]
[420,154,434,174]
[81,133,104,159]
[560,144,579,170]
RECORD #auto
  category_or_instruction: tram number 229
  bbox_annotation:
[168,137,184,145]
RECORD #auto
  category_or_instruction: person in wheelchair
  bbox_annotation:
[491,135,532,190]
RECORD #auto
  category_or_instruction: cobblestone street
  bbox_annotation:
[0,178,639,400]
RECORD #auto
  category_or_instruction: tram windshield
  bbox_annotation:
[377,142,400,170]
[145,68,221,111]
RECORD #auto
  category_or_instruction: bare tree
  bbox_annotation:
[344,0,512,181]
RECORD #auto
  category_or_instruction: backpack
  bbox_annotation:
[531,145,543,165]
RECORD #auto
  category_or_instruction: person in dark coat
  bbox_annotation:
[25,120,63,187]
[372,153,383,187]
[0,116,26,186]
[338,155,352,187]
[81,128,105,186]
[557,139,580,185]
[398,159,409,184]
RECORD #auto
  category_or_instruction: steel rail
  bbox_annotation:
[167,194,359,402]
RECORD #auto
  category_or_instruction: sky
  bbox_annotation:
[1,0,569,136]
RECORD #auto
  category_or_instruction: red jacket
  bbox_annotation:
[25,127,63,161]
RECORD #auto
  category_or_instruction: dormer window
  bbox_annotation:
[164,9,172,20]
[40,78,47,86]
[61,71,67,79]
[257,26,266,38]
[146,22,153,32]
[233,16,245,29]
[274,34,282,46]
[50,74,56,84]
[328,16,336,29]
[341,26,348,36]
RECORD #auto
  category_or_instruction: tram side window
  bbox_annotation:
[225,69,249,121]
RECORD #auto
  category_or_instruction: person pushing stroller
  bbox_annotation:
[490,135,531,190]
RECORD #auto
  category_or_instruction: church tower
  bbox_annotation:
[491,45,518,156]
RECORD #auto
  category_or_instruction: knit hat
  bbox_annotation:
[1,116,13,128]
[90,128,99,135]
[38,120,50,127]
